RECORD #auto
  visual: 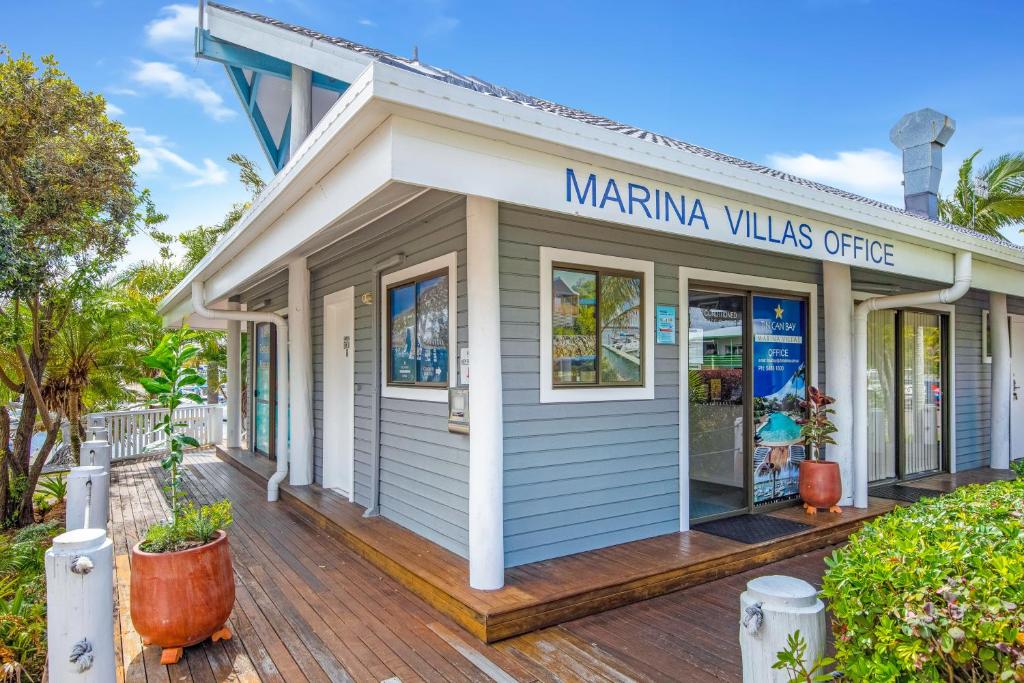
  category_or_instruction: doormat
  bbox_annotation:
[693,515,813,544]
[869,484,943,503]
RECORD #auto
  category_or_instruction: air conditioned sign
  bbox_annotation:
[565,167,900,269]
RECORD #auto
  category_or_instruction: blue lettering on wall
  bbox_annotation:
[562,168,896,267]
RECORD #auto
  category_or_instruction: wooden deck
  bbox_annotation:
[111,450,1014,682]
[213,447,1006,643]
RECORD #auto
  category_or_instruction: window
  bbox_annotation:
[387,270,450,386]
[552,265,644,386]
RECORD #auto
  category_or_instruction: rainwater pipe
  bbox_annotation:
[364,253,405,517]
[851,251,971,508]
[191,281,291,501]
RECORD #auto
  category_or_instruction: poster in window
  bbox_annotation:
[415,274,449,384]
[389,283,416,383]
[598,273,642,384]
[752,296,807,506]
[552,269,597,384]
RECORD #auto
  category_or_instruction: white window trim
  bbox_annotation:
[540,246,655,403]
[678,267,819,531]
[380,251,458,403]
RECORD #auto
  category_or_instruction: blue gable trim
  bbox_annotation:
[196,28,349,172]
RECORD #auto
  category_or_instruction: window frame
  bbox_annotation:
[380,252,458,403]
[550,262,646,388]
[540,247,655,404]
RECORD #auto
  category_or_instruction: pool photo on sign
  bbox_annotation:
[752,296,808,506]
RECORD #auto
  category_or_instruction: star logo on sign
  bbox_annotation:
[774,303,785,320]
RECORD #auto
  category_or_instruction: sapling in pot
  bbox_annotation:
[797,386,843,514]
[130,326,236,664]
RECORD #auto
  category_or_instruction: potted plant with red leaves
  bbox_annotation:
[797,386,842,514]
[129,327,235,665]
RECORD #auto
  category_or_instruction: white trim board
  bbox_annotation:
[852,291,957,474]
[379,251,458,403]
[539,247,656,404]
[678,267,819,532]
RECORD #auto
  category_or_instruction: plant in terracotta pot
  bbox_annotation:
[797,386,842,515]
[130,327,236,664]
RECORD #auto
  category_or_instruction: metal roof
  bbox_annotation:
[208,2,1020,252]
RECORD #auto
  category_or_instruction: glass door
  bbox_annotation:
[253,322,276,458]
[902,311,944,476]
[867,310,897,482]
[688,291,747,520]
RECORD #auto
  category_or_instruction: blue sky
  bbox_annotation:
[5,0,1023,265]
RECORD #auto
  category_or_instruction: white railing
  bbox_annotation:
[89,404,223,461]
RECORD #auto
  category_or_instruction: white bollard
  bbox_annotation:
[78,440,111,474]
[87,427,109,443]
[46,528,116,683]
[85,415,106,441]
[739,575,826,682]
[209,405,225,446]
[66,466,109,531]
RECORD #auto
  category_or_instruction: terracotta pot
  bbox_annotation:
[130,530,235,663]
[799,460,842,514]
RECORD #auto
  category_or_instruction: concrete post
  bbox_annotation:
[739,575,826,682]
[852,307,870,508]
[288,256,314,486]
[226,318,242,448]
[290,64,313,159]
[78,440,111,474]
[66,466,109,531]
[466,196,505,590]
[46,528,115,682]
[823,262,853,506]
[991,292,1011,469]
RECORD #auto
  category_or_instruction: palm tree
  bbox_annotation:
[939,150,1024,238]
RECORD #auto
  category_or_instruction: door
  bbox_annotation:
[253,322,276,458]
[687,289,809,521]
[867,310,897,481]
[902,311,944,476]
[322,288,355,498]
[1011,317,1024,460]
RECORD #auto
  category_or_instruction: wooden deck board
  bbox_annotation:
[109,449,1010,682]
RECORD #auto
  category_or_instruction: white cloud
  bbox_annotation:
[128,126,228,188]
[130,61,235,122]
[766,148,905,206]
[105,102,125,117]
[146,4,195,46]
[424,15,459,36]
[107,86,139,97]
[358,18,376,27]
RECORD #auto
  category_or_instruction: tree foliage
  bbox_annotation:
[939,149,1024,238]
[0,48,147,526]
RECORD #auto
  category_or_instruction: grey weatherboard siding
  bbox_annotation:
[498,205,827,567]
[308,192,470,558]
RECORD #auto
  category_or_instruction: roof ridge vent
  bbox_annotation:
[890,108,955,220]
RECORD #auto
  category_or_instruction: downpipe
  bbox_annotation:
[851,251,971,508]
[191,281,291,501]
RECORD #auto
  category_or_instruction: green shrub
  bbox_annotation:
[821,479,1024,681]
[0,521,62,682]
[1010,458,1024,479]
[140,500,233,554]
[36,473,67,503]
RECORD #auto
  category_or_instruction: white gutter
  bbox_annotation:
[191,281,291,501]
[851,251,972,507]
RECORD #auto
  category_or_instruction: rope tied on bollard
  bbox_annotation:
[742,601,764,635]
[71,555,94,575]
[70,639,94,672]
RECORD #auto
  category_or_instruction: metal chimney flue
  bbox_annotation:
[890,108,955,220]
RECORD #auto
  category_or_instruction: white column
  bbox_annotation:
[823,262,854,506]
[290,64,313,159]
[466,196,505,590]
[226,318,242,449]
[852,307,870,508]
[990,292,1011,469]
[288,256,314,486]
